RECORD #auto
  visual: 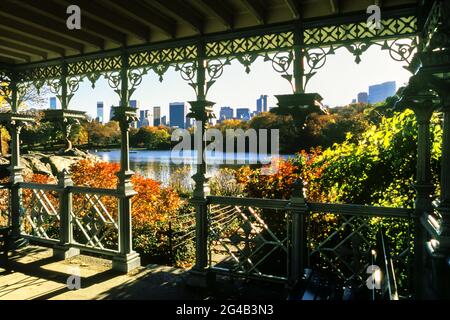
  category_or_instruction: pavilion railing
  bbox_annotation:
[207,196,291,282]
[69,186,120,256]
[17,181,120,256]
[307,203,414,296]
[20,182,60,244]
[205,195,414,295]
[0,183,10,228]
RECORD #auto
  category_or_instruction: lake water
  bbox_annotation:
[91,149,293,185]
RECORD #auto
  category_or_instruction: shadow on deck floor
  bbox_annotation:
[0,246,287,300]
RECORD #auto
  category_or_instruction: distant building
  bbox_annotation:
[351,99,357,104]
[368,81,396,104]
[96,102,104,123]
[161,115,167,126]
[219,106,234,121]
[109,106,115,122]
[170,102,187,129]
[130,100,139,109]
[186,116,193,129]
[139,109,153,127]
[153,106,161,126]
[49,97,57,110]
[236,108,251,121]
[357,92,369,104]
[256,95,268,113]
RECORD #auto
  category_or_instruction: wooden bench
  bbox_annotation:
[0,227,11,269]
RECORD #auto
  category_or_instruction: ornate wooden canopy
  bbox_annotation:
[0,0,420,66]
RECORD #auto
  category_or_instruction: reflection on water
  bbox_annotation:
[91,149,291,185]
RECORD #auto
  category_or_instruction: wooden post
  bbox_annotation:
[187,40,215,287]
[411,103,435,299]
[8,78,27,249]
[432,102,450,298]
[112,52,141,273]
[293,21,305,94]
[53,170,79,259]
[289,179,308,287]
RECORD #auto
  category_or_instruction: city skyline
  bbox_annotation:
[41,46,411,121]
[50,78,399,127]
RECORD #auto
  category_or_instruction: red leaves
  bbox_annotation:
[70,159,182,228]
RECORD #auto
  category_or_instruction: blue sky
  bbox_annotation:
[43,45,412,121]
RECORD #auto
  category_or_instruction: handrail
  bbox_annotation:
[16,182,120,197]
[0,183,11,189]
[307,202,413,218]
[207,196,289,210]
[69,185,119,196]
[207,195,413,218]
[18,182,60,191]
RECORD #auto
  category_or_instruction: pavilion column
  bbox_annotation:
[410,103,435,299]
[429,101,450,298]
[293,21,305,95]
[272,24,326,128]
[187,41,215,287]
[53,170,79,259]
[7,79,27,249]
[112,52,141,273]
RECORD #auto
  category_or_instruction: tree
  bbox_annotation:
[297,109,442,207]
[84,121,121,146]
[131,126,171,150]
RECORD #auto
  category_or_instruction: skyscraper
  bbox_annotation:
[49,97,57,109]
[256,95,268,113]
[109,106,115,122]
[219,106,234,120]
[357,92,369,104]
[169,102,187,129]
[130,100,139,109]
[139,109,153,127]
[96,102,104,123]
[368,81,396,104]
[153,106,161,126]
[161,115,167,126]
[236,108,251,121]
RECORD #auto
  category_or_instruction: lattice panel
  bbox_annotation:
[0,69,10,101]
[129,45,197,68]
[0,187,10,228]
[71,193,119,252]
[68,56,122,77]
[308,213,412,293]
[21,188,60,240]
[206,32,294,58]
[304,16,417,47]
[421,1,442,51]
[208,204,289,280]
[17,65,62,82]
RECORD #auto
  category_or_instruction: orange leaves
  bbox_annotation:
[71,159,119,189]
[130,174,181,227]
[236,159,300,200]
[69,159,182,229]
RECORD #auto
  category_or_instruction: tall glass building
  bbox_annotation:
[169,102,187,129]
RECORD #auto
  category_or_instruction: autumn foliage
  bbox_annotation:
[69,159,188,264]
[235,159,300,200]
[70,159,182,226]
